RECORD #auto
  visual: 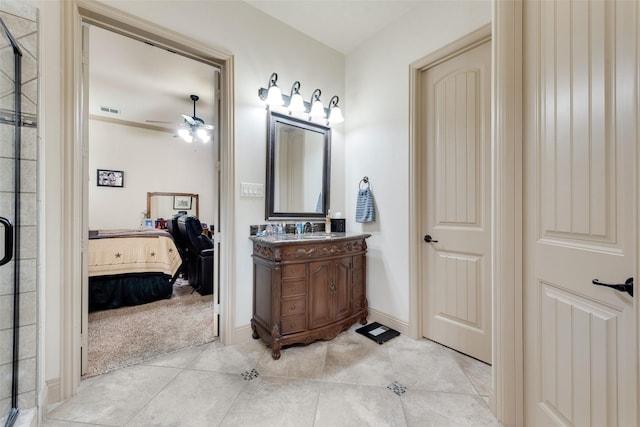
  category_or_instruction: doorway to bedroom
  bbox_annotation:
[81,24,221,377]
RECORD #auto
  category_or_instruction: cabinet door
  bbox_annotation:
[333,257,352,321]
[309,260,332,328]
[309,257,353,329]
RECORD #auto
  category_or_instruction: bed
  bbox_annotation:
[88,228,182,311]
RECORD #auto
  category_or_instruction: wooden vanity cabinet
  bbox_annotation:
[250,234,370,359]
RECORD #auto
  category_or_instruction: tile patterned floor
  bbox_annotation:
[44,325,501,426]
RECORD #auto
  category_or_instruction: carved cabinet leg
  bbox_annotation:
[271,342,282,360]
[251,320,259,339]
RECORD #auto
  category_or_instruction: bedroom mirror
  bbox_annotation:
[266,110,331,220]
[147,192,199,219]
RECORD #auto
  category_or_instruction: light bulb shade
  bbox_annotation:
[328,106,344,124]
[309,100,325,118]
[178,128,193,143]
[196,128,211,143]
[265,85,284,106]
[288,92,306,113]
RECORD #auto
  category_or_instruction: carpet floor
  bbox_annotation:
[85,278,215,378]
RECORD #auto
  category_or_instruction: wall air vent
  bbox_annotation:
[99,106,121,115]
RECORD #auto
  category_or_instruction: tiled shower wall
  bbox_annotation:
[0,0,38,419]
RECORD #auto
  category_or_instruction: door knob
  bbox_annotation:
[592,277,633,297]
[423,234,438,243]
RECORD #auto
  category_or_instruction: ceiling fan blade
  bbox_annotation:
[146,120,175,124]
[181,114,196,125]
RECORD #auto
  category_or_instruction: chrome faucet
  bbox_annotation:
[304,221,315,233]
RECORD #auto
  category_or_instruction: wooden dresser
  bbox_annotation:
[250,232,370,359]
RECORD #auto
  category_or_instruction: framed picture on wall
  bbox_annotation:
[173,195,192,210]
[97,169,124,187]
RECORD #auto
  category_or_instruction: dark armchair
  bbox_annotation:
[167,213,189,279]
[177,215,214,295]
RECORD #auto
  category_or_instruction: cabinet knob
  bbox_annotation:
[290,305,296,310]
[290,322,296,328]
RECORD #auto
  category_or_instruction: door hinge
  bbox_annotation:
[213,303,220,314]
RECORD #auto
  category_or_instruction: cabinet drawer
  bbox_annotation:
[281,314,306,334]
[282,279,305,298]
[281,296,305,316]
[282,264,305,279]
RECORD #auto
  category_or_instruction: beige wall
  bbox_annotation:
[345,0,491,325]
[88,119,216,230]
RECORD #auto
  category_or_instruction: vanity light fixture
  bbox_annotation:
[287,81,306,113]
[258,72,344,125]
[327,96,344,124]
[262,72,284,106]
[308,89,326,120]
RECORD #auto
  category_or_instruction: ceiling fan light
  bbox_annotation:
[178,128,193,143]
[197,128,211,143]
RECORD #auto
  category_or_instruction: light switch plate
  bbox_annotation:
[240,182,264,197]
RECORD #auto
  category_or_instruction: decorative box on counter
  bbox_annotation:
[331,218,345,232]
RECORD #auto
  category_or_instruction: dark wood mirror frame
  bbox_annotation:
[265,110,331,220]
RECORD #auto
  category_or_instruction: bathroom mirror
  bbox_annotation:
[266,111,331,220]
[147,192,199,219]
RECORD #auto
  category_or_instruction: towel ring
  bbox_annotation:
[359,176,370,190]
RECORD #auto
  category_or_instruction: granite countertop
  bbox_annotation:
[249,231,371,245]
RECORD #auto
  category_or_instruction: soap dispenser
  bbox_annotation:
[325,210,331,234]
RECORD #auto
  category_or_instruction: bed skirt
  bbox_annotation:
[89,273,174,312]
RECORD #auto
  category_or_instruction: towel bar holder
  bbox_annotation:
[359,176,370,190]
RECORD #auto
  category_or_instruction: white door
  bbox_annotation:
[421,39,492,363]
[523,0,638,425]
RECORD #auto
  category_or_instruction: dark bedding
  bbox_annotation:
[89,272,173,311]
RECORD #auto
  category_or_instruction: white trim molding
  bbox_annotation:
[491,0,523,425]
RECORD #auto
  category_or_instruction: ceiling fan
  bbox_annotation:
[148,94,213,143]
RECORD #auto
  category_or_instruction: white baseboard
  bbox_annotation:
[45,378,60,405]
[366,308,410,337]
[231,324,254,345]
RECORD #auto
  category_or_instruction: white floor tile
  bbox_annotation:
[44,329,498,427]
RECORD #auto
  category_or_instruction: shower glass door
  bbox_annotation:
[0,17,22,427]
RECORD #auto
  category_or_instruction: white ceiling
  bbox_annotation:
[89,26,217,130]
[245,0,425,54]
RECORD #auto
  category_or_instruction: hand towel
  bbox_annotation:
[355,187,376,223]
[315,192,323,213]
